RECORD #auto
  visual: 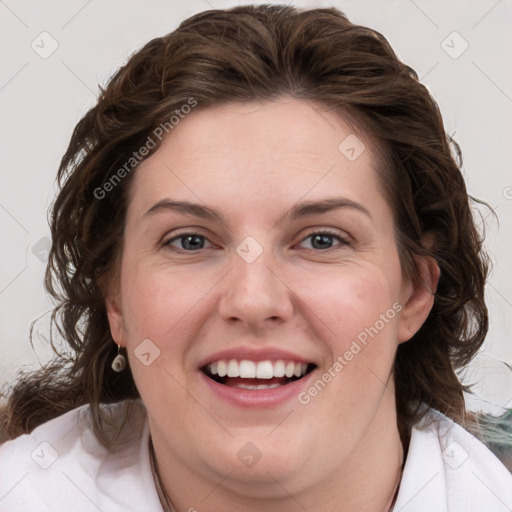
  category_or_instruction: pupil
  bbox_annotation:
[312,234,333,249]
[182,235,203,250]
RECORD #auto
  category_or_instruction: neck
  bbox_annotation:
[150,399,406,512]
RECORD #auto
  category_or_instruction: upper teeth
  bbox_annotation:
[207,360,309,379]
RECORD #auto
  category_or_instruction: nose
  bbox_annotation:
[218,249,294,330]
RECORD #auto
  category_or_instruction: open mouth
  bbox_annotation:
[201,359,316,390]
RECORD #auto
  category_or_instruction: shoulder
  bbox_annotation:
[0,400,162,512]
[394,407,512,512]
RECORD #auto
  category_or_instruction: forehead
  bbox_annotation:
[143,99,371,167]
[129,98,388,223]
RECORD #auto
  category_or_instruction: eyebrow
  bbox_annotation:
[144,200,224,222]
[284,197,371,222]
[143,197,372,223]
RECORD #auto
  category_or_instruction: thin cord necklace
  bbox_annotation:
[149,438,174,512]
[386,467,402,512]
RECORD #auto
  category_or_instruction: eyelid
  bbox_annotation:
[160,225,214,242]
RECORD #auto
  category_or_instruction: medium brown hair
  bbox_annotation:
[1,4,489,446]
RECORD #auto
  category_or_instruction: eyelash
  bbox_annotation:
[162,229,350,253]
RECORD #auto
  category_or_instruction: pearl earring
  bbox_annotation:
[111,345,126,372]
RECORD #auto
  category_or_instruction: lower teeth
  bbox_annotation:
[232,383,282,390]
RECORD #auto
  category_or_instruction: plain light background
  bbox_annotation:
[1,0,511,413]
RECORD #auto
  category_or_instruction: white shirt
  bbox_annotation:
[1,400,511,511]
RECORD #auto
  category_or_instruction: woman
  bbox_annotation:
[1,4,511,511]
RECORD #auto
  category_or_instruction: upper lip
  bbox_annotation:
[197,346,315,369]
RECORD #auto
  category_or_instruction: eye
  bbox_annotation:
[298,230,349,250]
[163,233,214,251]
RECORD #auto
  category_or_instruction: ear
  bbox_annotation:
[104,279,128,348]
[397,254,440,343]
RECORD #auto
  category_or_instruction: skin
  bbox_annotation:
[106,98,439,512]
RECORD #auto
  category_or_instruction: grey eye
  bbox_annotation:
[165,234,211,251]
[299,232,347,250]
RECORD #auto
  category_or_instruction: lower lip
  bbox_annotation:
[199,370,315,408]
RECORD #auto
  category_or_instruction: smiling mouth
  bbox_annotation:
[201,359,316,389]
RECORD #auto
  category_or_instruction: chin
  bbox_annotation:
[199,428,313,489]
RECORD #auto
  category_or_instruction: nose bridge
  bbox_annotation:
[218,238,292,325]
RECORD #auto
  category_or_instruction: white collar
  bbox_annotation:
[1,401,511,511]
[394,408,512,511]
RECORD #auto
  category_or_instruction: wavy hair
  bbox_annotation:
[1,4,490,446]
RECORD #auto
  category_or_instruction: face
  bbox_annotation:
[107,98,434,497]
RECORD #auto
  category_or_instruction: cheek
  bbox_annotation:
[118,259,216,405]
[297,263,401,347]
[118,257,214,346]
[296,266,402,409]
